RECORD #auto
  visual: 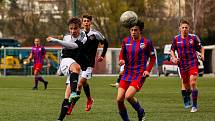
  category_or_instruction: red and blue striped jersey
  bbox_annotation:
[31,45,46,65]
[119,36,156,82]
[171,34,202,70]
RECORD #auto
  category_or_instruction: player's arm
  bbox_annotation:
[93,32,109,62]
[144,41,156,77]
[27,52,33,61]
[170,37,179,64]
[46,37,78,49]
[200,46,205,61]
[118,40,125,66]
[97,38,108,62]
[195,35,205,61]
[45,54,51,68]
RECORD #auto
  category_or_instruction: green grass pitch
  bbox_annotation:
[0,76,215,121]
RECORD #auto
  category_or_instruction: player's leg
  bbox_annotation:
[117,81,130,121]
[33,70,39,90]
[126,80,145,121]
[59,58,80,103]
[57,84,71,121]
[190,72,198,112]
[68,62,81,102]
[78,67,94,111]
[180,71,191,108]
[66,76,76,115]
[34,64,48,89]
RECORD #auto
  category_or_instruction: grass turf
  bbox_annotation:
[0,76,215,121]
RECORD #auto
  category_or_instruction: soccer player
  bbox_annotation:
[170,19,204,113]
[67,14,108,114]
[26,38,50,90]
[47,17,88,121]
[117,20,156,121]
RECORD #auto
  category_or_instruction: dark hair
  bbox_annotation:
[179,19,190,26]
[67,17,81,27]
[82,14,92,21]
[129,20,144,31]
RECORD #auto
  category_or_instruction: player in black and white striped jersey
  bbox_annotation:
[67,14,108,114]
[47,17,88,121]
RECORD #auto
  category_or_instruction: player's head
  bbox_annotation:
[82,14,92,31]
[67,17,81,38]
[179,19,190,36]
[129,20,144,40]
[34,38,41,46]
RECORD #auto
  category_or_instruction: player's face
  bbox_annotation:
[69,23,80,38]
[34,38,40,46]
[130,26,141,40]
[82,18,91,30]
[179,23,189,37]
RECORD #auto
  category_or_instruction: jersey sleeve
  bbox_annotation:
[145,40,156,72]
[171,37,177,52]
[119,39,126,61]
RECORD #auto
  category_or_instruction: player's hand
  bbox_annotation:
[118,60,125,66]
[171,57,179,64]
[46,37,53,42]
[143,71,150,77]
[97,56,104,62]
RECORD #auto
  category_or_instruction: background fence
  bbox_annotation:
[0,47,159,76]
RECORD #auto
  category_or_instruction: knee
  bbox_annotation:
[70,64,80,73]
[125,95,133,101]
[190,80,196,87]
[117,96,124,104]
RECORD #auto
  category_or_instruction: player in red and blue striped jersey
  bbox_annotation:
[117,20,156,121]
[171,19,204,113]
[27,38,50,90]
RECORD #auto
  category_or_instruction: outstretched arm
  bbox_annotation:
[46,37,78,49]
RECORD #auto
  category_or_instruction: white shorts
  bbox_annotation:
[65,67,93,84]
[59,58,76,76]
[81,67,93,79]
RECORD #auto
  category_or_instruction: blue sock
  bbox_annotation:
[129,100,144,113]
[34,76,39,87]
[192,90,198,107]
[119,110,130,121]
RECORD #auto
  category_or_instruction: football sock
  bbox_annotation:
[70,73,79,93]
[119,110,130,121]
[118,101,129,121]
[58,99,69,120]
[83,83,91,99]
[181,90,188,104]
[117,75,122,83]
[192,90,198,107]
[34,76,39,88]
[129,100,144,113]
[38,76,45,82]
[187,89,192,102]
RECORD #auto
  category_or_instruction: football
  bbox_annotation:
[120,11,138,28]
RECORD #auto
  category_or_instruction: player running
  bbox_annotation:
[26,38,50,90]
[170,19,204,113]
